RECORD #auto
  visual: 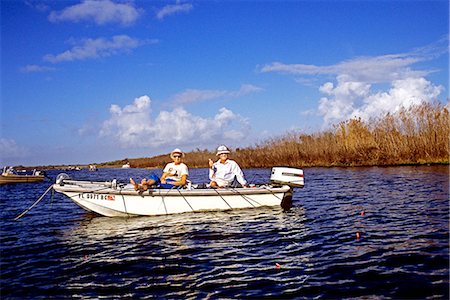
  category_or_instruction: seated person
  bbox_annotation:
[130,148,189,191]
[208,145,248,188]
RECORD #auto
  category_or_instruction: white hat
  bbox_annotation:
[170,148,185,158]
[216,145,231,156]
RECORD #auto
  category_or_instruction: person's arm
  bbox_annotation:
[161,163,172,184]
[233,162,248,187]
[208,159,216,180]
[160,172,168,184]
[170,174,187,186]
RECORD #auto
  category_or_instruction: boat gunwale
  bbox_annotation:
[52,182,292,196]
[1,174,45,179]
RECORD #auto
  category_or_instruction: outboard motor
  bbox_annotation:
[270,167,304,211]
[270,167,304,188]
[56,173,70,185]
[280,189,293,210]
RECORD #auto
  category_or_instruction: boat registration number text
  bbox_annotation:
[79,193,115,201]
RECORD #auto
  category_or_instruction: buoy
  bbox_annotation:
[361,211,365,216]
[275,263,281,269]
[356,232,361,240]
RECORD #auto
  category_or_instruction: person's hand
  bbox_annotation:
[208,159,214,168]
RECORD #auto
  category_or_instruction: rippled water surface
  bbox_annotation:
[1,166,448,299]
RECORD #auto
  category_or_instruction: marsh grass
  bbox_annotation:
[104,101,449,169]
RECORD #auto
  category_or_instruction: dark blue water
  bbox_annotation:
[1,166,448,299]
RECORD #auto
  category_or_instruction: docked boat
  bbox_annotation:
[53,167,304,217]
[0,167,45,184]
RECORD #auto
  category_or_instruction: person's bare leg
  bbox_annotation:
[130,178,139,191]
[143,178,156,187]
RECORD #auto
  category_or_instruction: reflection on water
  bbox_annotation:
[0,166,448,298]
[58,205,312,298]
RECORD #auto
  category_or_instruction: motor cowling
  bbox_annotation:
[270,167,304,188]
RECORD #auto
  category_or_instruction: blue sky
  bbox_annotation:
[1,0,448,166]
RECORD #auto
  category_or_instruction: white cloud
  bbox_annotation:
[230,84,264,97]
[261,54,427,83]
[43,35,155,63]
[0,138,28,164]
[317,75,443,126]
[100,95,250,148]
[171,84,263,105]
[351,77,444,121]
[318,75,444,126]
[100,95,153,146]
[261,39,446,126]
[19,64,56,73]
[156,1,193,20]
[317,75,372,125]
[48,0,142,26]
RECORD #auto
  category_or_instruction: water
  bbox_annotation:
[1,166,448,299]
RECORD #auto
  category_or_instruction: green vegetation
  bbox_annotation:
[102,101,449,169]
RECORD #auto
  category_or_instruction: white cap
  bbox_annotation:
[170,148,185,158]
[216,145,231,156]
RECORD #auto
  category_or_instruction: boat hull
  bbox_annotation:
[0,174,45,184]
[53,181,293,217]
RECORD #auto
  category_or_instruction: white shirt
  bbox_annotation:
[209,159,247,187]
[163,162,189,181]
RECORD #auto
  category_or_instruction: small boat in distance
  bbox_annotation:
[121,162,130,169]
[53,167,305,217]
[0,167,45,184]
[66,166,82,171]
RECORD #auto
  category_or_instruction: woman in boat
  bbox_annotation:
[130,148,189,191]
[208,145,248,188]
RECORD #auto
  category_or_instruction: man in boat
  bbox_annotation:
[130,148,189,191]
[208,145,248,188]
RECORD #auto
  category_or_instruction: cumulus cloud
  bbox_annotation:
[171,84,263,105]
[156,1,193,20]
[100,95,250,148]
[0,138,28,163]
[350,77,443,121]
[261,38,446,126]
[48,0,142,26]
[43,35,156,63]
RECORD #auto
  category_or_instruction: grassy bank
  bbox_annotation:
[99,101,449,169]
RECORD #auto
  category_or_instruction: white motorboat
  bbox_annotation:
[53,167,304,217]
